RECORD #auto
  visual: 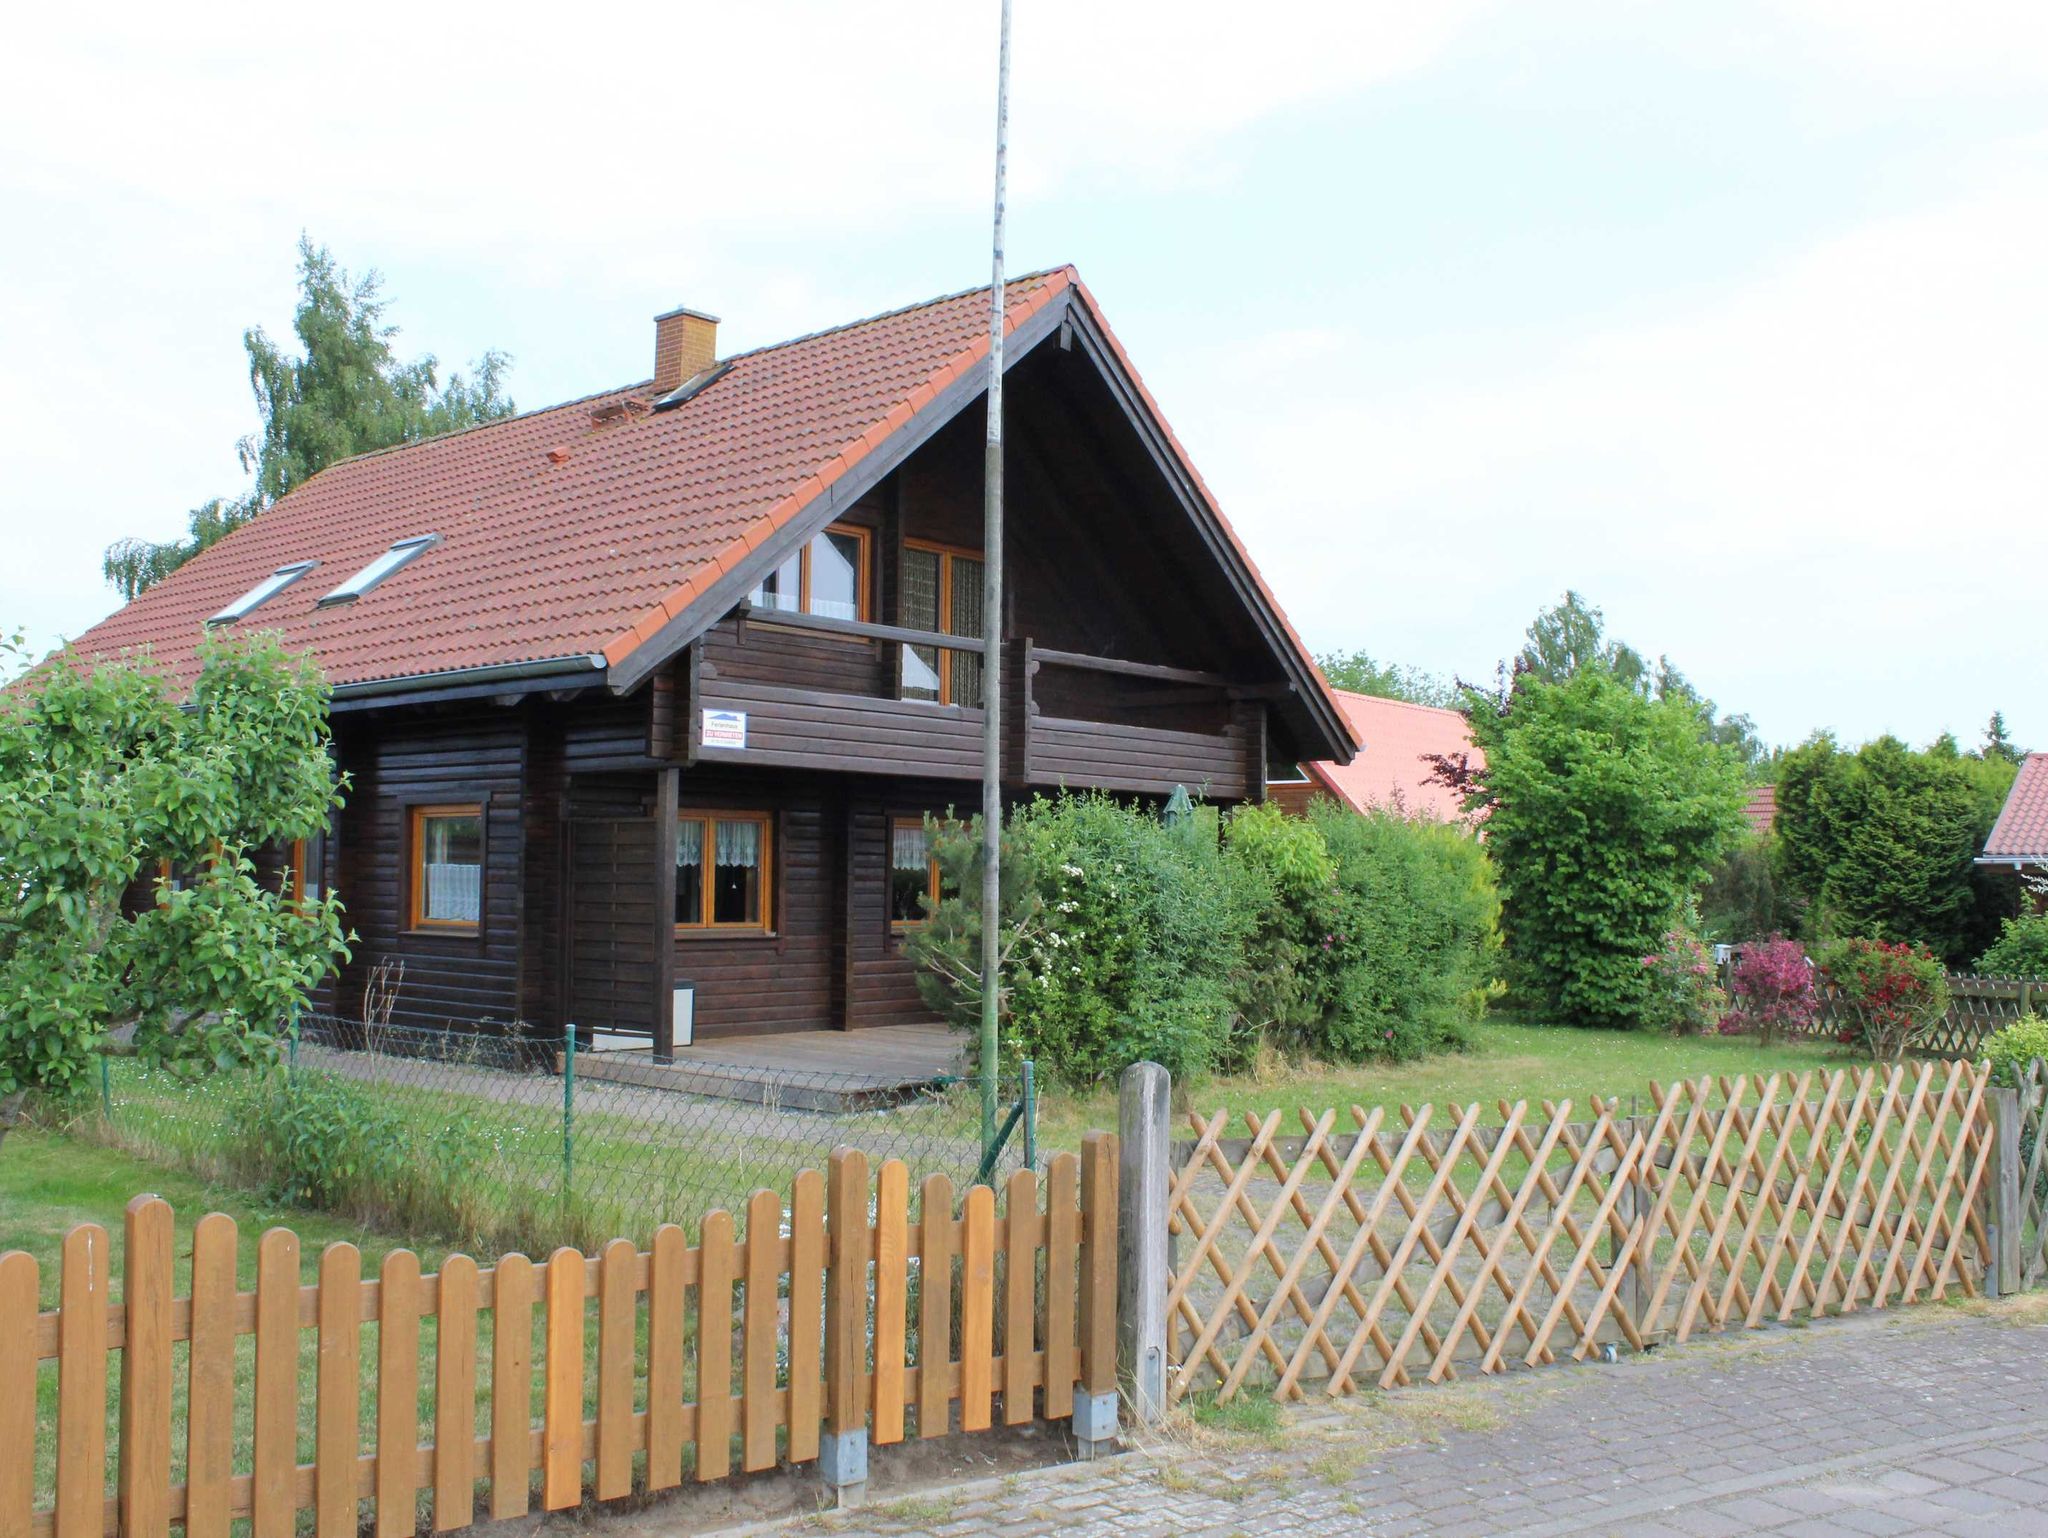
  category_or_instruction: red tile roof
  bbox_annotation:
[41,273,1063,682]
[1304,690,1478,821]
[1984,753,2048,863]
[1743,784,1778,836]
[67,271,1075,692]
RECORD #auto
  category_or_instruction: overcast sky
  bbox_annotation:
[4,1,2044,751]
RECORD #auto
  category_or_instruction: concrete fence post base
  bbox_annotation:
[1073,1389,1120,1461]
[818,1427,869,1508]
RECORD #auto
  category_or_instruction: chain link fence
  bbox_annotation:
[84,1015,1036,1256]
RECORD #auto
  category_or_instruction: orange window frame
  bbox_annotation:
[408,803,484,932]
[674,810,776,933]
[888,817,943,931]
[903,539,986,705]
[756,523,874,626]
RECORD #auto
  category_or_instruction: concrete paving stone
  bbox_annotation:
[762,1310,2048,1538]
[1828,1510,1922,1538]
[1662,1508,1758,1537]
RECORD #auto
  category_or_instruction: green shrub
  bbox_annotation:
[1221,802,1350,1057]
[1001,794,1252,1086]
[1983,1014,2048,1089]
[1311,804,1502,1058]
[1467,668,1748,1030]
[231,1069,409,1207]
[1978,913,2048,980]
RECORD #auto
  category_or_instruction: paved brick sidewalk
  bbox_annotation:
[773,1299,2048,1537]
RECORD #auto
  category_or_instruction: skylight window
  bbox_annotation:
[207,562,317,625]
[318,536,439,607]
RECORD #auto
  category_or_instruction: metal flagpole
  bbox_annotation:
[978,0,1013,1157]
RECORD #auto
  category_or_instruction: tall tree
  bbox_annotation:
[1463,668,1747,1030]
[1509,591,1766,772]
[104,237,514,599]
[1773,733,2018,963]
[1983,711,2024,765]
[1314,648,1457,708]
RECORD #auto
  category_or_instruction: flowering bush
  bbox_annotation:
[1721,935,1817,1044]
[1638,924,1726,1035]
[1815,937,1951,1061]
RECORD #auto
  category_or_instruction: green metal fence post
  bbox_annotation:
[99,1054,111,1121]
[562,1023,577,1221]
[288,1002,300,1075]
[1022,1059,1036,1172]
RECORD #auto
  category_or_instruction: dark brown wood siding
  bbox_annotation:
[694,681,985,780]
[669,768,838,1040]
[326,709,526,1031]
[1028,716,1249,800]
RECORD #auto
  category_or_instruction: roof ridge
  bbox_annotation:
[718,266,1072,364]
[1334,687,1464,719]
[293,269,1072,483]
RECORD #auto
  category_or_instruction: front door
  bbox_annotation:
[565,816,659,1040]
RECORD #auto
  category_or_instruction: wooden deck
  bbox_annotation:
[575,1023,966,1110]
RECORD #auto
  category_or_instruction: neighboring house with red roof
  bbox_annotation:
[1743,784,1778,837]
[68,269,1354,1050]
[1267,690,1479,823]
[1980,753,2048,904]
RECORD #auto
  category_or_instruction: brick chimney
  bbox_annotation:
[652,305,719,393]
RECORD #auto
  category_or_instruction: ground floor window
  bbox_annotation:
[410,804,483,929]
[890,817,942,928]
[677,810,774,931]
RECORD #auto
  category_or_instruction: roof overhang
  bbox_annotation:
[604,287,1074,695]
[326,652,606,713]
[604,278,1355,764]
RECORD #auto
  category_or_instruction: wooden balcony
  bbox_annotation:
[679,607,1263,801]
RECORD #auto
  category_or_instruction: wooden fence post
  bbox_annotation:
[1079,1129,1120,1457]
[1115,1060,1168,1435]
[1989,1086,2022,1296]
[820,1147,871,1507]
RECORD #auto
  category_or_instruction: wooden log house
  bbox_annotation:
[71,269,1355,1050]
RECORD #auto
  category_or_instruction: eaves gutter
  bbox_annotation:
[1974,855,2046,869]
[327,653,607,711]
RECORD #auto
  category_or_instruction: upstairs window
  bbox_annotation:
[410,805,483,930]
[676,811,773,931]
[901,542,985,706]
[749,525,871,623]
[320,535,439,607]
[208,562,317,625]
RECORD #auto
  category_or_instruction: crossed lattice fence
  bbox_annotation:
[1782,972,2042,1057]
[2015,1058,2048,1291]
[1166,1059,1994,1403]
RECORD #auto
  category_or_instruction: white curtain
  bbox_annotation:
[715,818,761,868]
[676,818,703,869]
[893,821,931,870]
[424,862,481,922]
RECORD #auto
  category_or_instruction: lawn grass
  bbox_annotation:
[1034,1018,1864,1148]
[3,1128,464,1517]
[1,1126,448,1307]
